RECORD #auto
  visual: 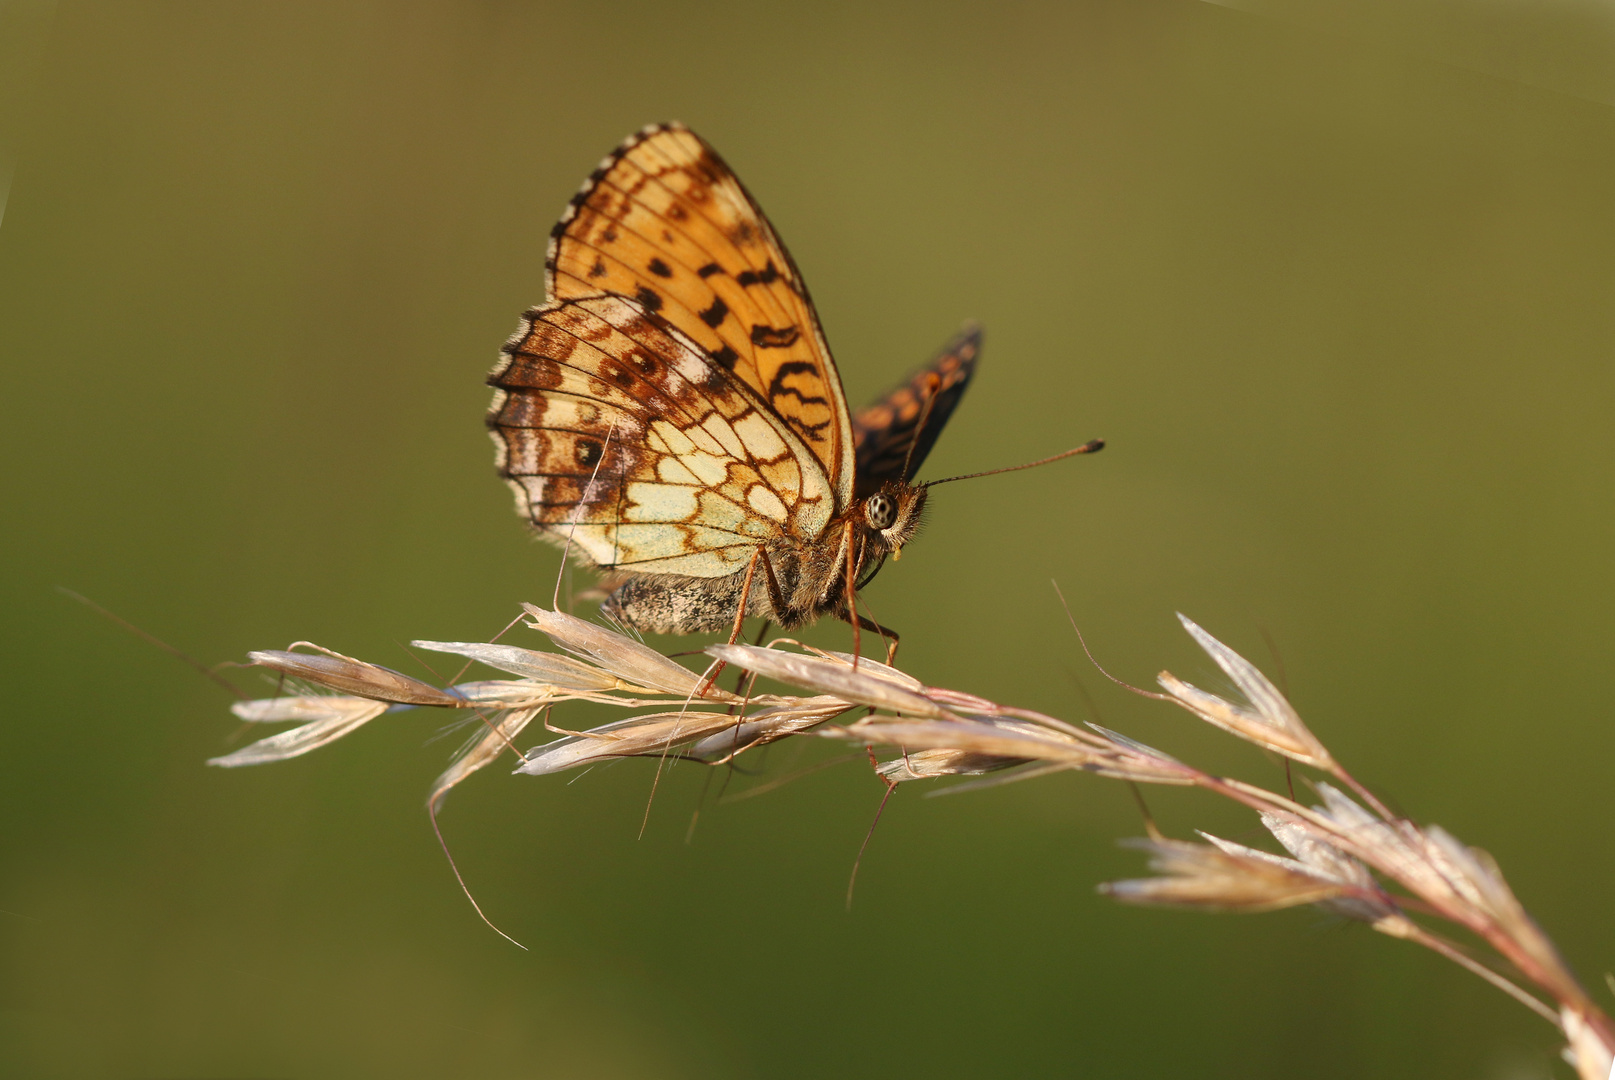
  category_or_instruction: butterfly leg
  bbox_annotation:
[836,522,900,666]
[757,546,789,621]
[697,547,764,697]
[841,520,863,668]
[834,608,901,667]
[732,619,771,697]
[726,548,763,648]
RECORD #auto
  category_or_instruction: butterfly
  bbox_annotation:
[485,123,1099,656]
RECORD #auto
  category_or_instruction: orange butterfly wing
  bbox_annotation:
[851,324,980,499]
[545,123,855,508]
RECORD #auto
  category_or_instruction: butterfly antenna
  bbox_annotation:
[552,421,618,610]
[919,438,1104,489]
[843,520,861,668]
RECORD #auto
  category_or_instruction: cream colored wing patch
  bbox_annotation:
[487,294,834,577]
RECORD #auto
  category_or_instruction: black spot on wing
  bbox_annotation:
[750,323,799,348]
[696,262,723,278]
[767,360,829,409]
[634,286,664,313]
[735,260,779,287]
[709,344,739,370]
[647,258,672,278]
[700,297,729,328]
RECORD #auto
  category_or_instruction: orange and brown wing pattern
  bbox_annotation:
[851,324,980,499]
[488,294,836,577]
[545,123,855,508]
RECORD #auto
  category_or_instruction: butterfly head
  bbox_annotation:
[855,438,1105,564]
[860,482,927,561]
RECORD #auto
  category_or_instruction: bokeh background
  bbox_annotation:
[4,2,1614,1077]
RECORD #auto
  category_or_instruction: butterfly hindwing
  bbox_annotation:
[851,324,980,499]
[488,294,835,577]
[546,122,856,507]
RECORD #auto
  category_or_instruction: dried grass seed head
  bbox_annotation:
[412,640,624,692]
[1561,1006,1614,1080]
[1258,812,1394,922]
[685,698,853,762]
[517,709,745,777]
[707,643,952,718]
[210,696,392,767]
[522,604,735,699]
[1101,832,1379,915]
[429,706,542,806]
[247,648,460,706]
[1419,825,1587,1007]
[1156,615,1331,767]
[876,748,1030,782]
[829,716,1191,784]
[1306,783,1458,902]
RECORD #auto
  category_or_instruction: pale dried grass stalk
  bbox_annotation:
[213,609,1614,1076]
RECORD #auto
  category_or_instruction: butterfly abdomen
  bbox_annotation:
[603,556,806,634]
[602,572,750,634]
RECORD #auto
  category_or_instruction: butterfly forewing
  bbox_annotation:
[851,324,980,498]
[546,123,855,505]
[489,294,835,577]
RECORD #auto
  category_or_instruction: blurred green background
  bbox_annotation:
[4,2,1614,1077]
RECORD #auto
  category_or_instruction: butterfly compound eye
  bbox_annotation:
[864,494,896,531]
